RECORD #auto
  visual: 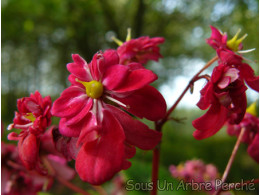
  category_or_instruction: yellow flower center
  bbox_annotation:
[24,113,36,122]
[226,28,247,52]
[76,79,104,99]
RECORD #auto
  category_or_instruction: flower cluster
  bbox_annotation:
[50,34,166,185]
[2,126,75,195]
[7,91,52,171]
[169,159,223,194]
[51,48,166,185]
[193,26,259,140]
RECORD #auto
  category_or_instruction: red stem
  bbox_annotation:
[151,145,160,195]
[150,56,218,195]
[214,127,246,195]
[162,55,218,123]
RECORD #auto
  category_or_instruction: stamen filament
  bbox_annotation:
[126,28,131,41]
[105,95,130,109]
[111,36,123,46]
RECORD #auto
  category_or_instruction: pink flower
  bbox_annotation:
[117,36,164,65]
[8,91,52,171]
[192,64,247,140]
[51,50,166,185]
[3,127,75,194]
[227,112,259,163]
[169,159,221,194]
[1,142,53,195]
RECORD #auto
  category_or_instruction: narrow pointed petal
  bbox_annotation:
[115,85,166,121]
[75,110,125,185]
[106,105,162,150]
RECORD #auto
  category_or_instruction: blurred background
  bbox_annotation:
[2,0,259,194]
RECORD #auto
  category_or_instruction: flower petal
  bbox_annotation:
[239,63,259,92]
[102,65,129,90]
[67,54,92,81]
[106,105,162,150]
[115,85,167,121]
[51,86,88,118]
[75,110,125,185]
[113,69,157,93]
[192,104,229,140]
[18,134,39,170]
[247,134,259,163]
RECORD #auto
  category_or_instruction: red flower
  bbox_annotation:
[51,50,166,184]
[217,49,259,92]
[7,91,52,171]
[192,64,247,140]
[206,26,228,50]
[227,112,259,163]
[207,26,246,52]
[117,36,164,65]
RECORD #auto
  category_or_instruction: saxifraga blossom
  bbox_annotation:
[192,26,259,140]
[192,64,247,139]
[51,49,166,185]
[117,36,165,65]
[8,91,52,171]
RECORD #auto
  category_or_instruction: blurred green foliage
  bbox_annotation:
[2,0,259,194]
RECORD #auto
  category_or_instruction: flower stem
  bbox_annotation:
[214,127,246,195]
[150,56,218,195]
[158,55,218,128]
[151,145,160,195]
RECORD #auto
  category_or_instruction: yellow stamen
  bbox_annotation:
[24,113,36,122]
[126,28,132,41]
[76,78,103,99]
[111,36,123,46]
[227,28,247,52]
[246,102,258,117]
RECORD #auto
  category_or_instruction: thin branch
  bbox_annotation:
[214,127,246,195]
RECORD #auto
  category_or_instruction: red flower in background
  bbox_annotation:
[1,142,52,195]
[51,50,166,185]
[207,26,247,52]
[3,126,75,194]
[117,36,165,65]
[227,103,259,163]
[8,91,52,171]
[192,64,247,140]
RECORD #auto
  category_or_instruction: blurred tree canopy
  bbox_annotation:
[2,0,259,194]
